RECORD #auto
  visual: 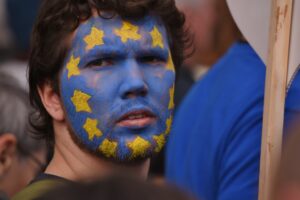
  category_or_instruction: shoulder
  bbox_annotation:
[12,179,64,200]
[204,42,265,88]
[178,43,266,114]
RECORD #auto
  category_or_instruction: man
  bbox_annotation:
[13,0,187,199]
[166,0,300,200]
[176,0,239,68]
[0,73,46,199]
[173,0,243,106]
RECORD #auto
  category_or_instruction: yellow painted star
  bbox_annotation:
[127,136,151,159]
[114,21,141,43]
[71,90,92,113]
[153,134,166,153]
[66,55,81,79]
[150,26,164,48]
[84,27,105,50]
[83,118,103,141]
[166,52,175,72]
[164,116,173,135]
[168,85,175,110]
[99,139,118,158]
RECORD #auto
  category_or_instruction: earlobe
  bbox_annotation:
[0,134,17,176]
[38,83,65,121]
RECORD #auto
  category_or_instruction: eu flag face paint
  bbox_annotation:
[60,14,175,161]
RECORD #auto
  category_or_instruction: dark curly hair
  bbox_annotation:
[29,0,189,146]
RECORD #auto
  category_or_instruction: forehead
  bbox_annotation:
[70,14,169,54]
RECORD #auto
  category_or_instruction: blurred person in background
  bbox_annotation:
[13,0,188,199]
[166,0,300,199]
[174,0,243,105]
[150,0,244,179]
[35,174,196,200]
[173,0,217,107]
[0,72,46,199]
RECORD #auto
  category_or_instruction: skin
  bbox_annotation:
[0,134,46,198]
[59,14,175,162]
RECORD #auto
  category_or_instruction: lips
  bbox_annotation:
[116,110,156,128]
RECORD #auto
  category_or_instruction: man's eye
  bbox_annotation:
[139,56,166,65]
[86,58,114,68]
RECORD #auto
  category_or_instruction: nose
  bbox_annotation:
[119,60,148,99]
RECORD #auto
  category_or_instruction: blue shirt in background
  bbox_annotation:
[166,42,300,200]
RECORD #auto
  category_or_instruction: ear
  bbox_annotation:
[38,83,65,121]
[0,134,17,176]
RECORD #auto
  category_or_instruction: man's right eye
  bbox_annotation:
[86,58,114,69]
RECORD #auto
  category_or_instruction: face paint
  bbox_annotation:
[60,14,175,162]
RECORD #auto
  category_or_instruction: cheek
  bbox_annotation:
[149,69,175,103]
[84,71,123,117]
[67,70,118,100]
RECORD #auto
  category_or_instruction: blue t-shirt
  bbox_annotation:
[166,42,300,200]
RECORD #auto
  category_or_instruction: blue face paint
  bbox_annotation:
[60,14,175,161]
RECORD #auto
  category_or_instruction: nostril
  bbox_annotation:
[140,90,147,97]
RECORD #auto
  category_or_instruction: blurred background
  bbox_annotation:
[0,0,41,89]
[0,0,46,199]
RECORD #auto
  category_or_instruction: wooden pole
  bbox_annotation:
[259,0,294,200]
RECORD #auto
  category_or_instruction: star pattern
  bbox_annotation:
[66,55,81,79]
[168,85,175,109]
[83,118,103,141]
[99,139,118,158]
[166,52,175,72]
[164,116,173,135]
[84,27,105,50]
[150,26,164,48]
[114,21,141,43]
[71,90,92,113]
[127,136,151,159]
[153,134,166,153]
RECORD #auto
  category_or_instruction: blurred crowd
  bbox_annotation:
[0,0,299,200]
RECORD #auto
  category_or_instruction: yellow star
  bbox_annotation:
[83,118,103,141]
[168,85,175,110]
[84,27,105,50]
[71,90,92,113]
[99,139,118,158]
[114,21,141,43]
[66,55,81,79]
[127,136,151,159]
[150,26,164,48]
[166,52,175,72]
[153,134,166,153]
[164,116,173,135]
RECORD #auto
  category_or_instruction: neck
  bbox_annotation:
[45,122,150,182]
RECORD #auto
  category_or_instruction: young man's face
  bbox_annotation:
[60,14,175,162]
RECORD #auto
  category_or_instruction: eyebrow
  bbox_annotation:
[136,48,169,58]
[82,46,127,59]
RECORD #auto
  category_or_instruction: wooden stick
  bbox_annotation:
[259,0,294,200]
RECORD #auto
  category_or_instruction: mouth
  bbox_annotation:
[116,110,156,128]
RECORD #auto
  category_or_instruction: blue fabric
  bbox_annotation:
[166,42,300,200]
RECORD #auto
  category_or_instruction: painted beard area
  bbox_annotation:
[60,14,175,162]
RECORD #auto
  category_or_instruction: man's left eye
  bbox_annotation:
[138,56,166,65]
[86,58,114,69]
